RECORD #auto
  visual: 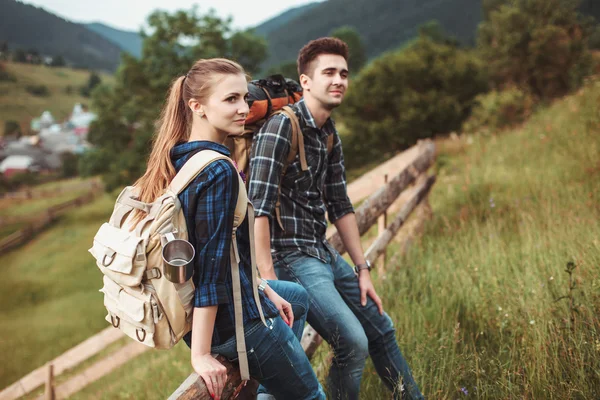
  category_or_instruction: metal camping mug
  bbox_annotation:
[161,232,195,283]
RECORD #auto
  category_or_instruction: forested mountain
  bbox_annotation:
[0,0,122,71]
[260,0,483,69]
[85,23,143,58]
[258,0,600,70]
[253,2,322,36]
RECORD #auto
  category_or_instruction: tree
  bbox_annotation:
[0,42,8,60]
[13,49,27,63]
[80,71,102,97]
[4,120,22,137]
[86,7,268,190]
[51,55,66,67]
[418,20,459,47]
[478,0,594,98]
[330,26,367,72]
[338,37,488,167]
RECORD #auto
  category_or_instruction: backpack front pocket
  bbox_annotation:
[100,275,159,347]
[90,223,146,287]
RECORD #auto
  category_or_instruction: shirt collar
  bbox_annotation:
[171,140,231,158]
[296,97,336,133]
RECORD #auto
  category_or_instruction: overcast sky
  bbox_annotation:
[21,0,323,32]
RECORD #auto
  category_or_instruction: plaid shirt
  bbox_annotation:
[171,141,278,346]
[248,98,354,262]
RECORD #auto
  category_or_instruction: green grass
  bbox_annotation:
[0,61,113,133]
[2,79,600,398]
[0,189,91,219]
[0,193,114,388]
[355,80,600,399]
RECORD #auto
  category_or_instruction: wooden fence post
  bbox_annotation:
[377,174,388,272]
[44,364,54,400]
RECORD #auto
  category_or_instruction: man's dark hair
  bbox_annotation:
[297,37,349,77]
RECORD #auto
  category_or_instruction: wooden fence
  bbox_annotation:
[0,140,435,400]
[0,184,103,256]
[170,139,437,399]
[0,179,101,201]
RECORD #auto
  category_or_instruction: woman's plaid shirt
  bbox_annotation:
[171,141,278,346]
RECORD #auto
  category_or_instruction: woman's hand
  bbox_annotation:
[264,283,294,327]
[191,353,228,400]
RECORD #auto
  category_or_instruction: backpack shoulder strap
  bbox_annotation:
[276,106,308,171]
[171,150,261,381]
[327,132,334,154]
[169,150,229,195]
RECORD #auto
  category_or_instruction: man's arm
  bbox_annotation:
[326,133,383,314]
[247,114,292,280]
[334,213,384,315]
[254,216,277,279]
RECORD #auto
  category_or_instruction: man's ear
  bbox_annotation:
[299,73,311,91]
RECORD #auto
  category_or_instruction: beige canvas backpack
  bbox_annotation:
[89,150,265,380]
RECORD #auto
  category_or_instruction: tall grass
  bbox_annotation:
[358,78,600,399]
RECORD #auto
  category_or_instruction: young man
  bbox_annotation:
[248,38,424,400]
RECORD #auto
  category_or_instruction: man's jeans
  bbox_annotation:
[211,280,325,400]
[274,250,424,400]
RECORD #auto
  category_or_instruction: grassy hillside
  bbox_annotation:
[1,78,599,397]
[0,61,113,135]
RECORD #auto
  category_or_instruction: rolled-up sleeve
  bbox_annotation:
[324,133,354,223]
[248,114,291,218]
[192,160,239,308]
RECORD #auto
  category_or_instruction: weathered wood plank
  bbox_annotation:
[365,175,436,265]
[328,140,435,254]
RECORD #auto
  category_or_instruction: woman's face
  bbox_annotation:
[201,73,249,135]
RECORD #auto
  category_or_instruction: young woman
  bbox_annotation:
[132,58,325,400]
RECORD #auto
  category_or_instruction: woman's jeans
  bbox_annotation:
[274,250,424,400]
[211,280,325,400]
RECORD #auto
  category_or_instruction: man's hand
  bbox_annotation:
[358,270,383,315]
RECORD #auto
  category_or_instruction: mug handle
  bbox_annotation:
[161,232,176,247]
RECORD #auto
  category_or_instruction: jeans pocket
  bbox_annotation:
[247,347,263,380]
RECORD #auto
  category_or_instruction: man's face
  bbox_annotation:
[301,54,349,110]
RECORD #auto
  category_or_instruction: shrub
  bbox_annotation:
[478,0,594,99]
[25,84,50,97]
[338,36,488,167]
[0,63,16,82]
[4,120,21,136]
[462,88,536,133]
[60,152,79,178]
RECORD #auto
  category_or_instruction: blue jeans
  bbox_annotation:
[274,250,424,400]
[211,280,325,400]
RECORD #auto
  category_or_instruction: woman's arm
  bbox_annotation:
[188,159,240,400]
[190,306,228,400]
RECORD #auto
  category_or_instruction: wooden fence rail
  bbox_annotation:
[0,185,103,256]
[170,140,437,399]
[0,179,101,200]
[0,328,124,400]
